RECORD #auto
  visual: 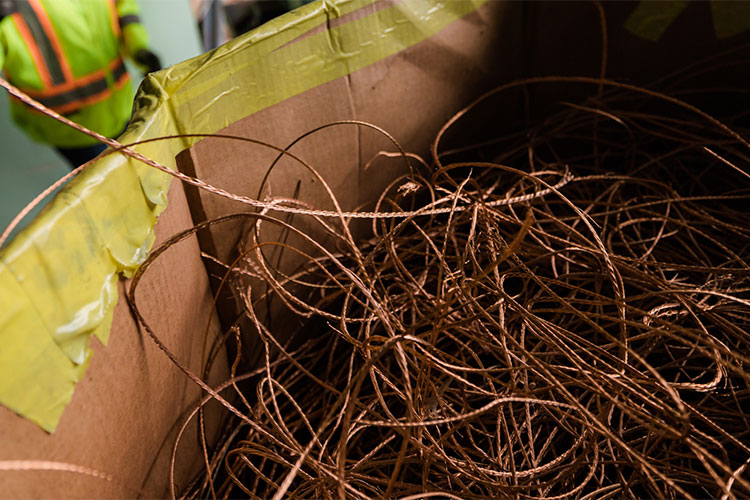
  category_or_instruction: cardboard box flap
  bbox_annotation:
[0,0,490,436]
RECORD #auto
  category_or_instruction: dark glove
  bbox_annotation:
[134,49,162,74]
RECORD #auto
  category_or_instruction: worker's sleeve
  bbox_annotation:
[0,21,6,72]
[115,0,149,59]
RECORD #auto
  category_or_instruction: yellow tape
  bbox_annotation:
[626,0,749,41]
[0,0,485,432]
[710,1,750,39]
[624,1,689,42]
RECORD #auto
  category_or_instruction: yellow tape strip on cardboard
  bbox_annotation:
[0,0,485,432]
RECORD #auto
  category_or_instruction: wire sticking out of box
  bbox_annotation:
[0,460,153,496]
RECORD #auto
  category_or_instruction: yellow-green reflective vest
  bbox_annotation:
[0,0,149,147]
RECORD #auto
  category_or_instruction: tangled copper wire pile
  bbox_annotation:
[160,79,750,499]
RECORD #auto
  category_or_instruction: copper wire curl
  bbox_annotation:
[119,72,750,500]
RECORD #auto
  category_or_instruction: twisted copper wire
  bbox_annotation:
[122,78,750,499]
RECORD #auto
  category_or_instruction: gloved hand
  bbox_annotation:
[134,49,162,74]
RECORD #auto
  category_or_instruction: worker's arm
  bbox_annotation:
[115,0,161,74]
[0,0,14,71]
[0,17,7,73]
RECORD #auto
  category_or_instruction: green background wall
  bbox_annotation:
[0,0,203,235]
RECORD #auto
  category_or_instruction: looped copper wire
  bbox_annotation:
[3,39,750,500]
[115,71,749,499]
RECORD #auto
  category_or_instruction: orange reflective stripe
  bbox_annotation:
[28,0,74,82]
[52,87,110,115]
[9,1,130,116]
[111,58,130,87]
[52,72,130,115]
[11,13,53,88]
[22,58,129,115]
[14,0,66,86]
[23,57,126,97]
[107,0,121,38]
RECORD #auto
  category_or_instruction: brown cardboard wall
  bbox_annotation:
[0,180,227,499]
[175,0,520,349]
[177,0,519,267]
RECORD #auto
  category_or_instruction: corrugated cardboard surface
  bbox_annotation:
[178,1,519,343]
[0,180,227,498]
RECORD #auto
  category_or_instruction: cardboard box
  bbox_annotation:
[0,180,227,498]
[1,0,748,497]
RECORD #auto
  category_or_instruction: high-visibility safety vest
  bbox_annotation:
[0,0,149,147]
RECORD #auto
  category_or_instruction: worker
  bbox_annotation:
[0,0,161,168]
